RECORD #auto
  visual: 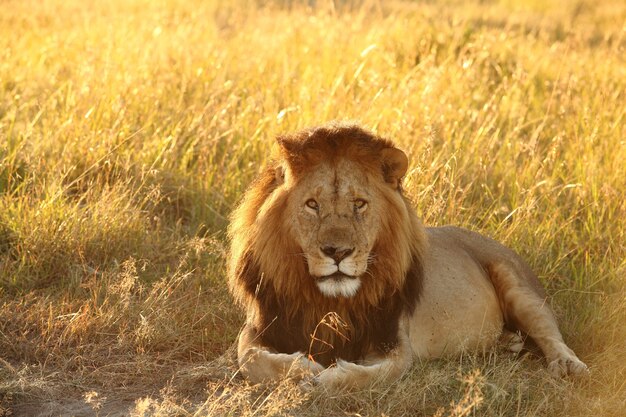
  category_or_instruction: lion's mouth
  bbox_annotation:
[316,272,357,282]
[315,273,361,298]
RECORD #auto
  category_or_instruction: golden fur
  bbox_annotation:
[228,122,588,389]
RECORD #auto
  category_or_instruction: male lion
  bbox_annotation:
[228,122,587,389]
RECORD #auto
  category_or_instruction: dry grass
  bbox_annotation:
[1,0,625,415]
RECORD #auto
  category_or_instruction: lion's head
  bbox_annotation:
[228,122,426,364]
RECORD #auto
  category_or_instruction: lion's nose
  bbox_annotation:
[320,246,354,264]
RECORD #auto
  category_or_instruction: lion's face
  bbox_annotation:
[231,123,415,307]
[282,159,386,298]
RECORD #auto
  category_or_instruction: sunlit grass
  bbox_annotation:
[1,0,624,415]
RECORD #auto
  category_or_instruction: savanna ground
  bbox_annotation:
[0,0,625,415]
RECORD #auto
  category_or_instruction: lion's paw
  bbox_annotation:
[499,330,524,353]
[314,359,385,389]
[335,359,366,372]
[245,349,325,382]
[315,362,347,386]
[547,355,589,378]
[292,353,325,376]
[313,360,357,387]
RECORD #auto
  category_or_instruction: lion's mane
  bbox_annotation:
[228,123,427,366]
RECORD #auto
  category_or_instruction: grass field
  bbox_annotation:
[1,0,625,415]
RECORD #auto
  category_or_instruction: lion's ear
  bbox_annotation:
[274,164,286,185]
[272,138,294,185]
[276,136,296,152]
[381,147,408,189]
[275,136,305,178]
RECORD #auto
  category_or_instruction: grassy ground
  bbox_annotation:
[1,0,625,415]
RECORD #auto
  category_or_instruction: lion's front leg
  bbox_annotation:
[315,333,413,390]
[237,324,325,383]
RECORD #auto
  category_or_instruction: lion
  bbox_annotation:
[227,122,588,389]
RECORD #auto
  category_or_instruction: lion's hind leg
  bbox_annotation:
[488,263,588,377]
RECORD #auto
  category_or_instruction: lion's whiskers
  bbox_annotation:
[366,254,378,270]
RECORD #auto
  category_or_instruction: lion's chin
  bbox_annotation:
[315,273,361,298]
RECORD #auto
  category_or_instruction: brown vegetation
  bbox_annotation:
[1,0,624,415]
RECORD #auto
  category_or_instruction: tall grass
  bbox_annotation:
[1,0,624,415]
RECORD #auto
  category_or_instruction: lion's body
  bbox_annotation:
[228,122,587,389]
[408,227,505,358]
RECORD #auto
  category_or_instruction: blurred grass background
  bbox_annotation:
[0,0,624,415]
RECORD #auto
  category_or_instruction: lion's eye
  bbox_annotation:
[305,199,319,211]
[354,199,368,212]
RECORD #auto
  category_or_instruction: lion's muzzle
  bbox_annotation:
[307,248,364,298]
